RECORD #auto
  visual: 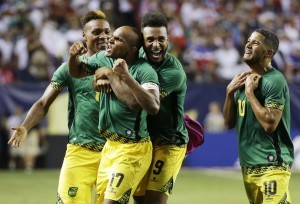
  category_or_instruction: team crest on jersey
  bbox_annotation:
[267,155,275,162]
[125,130,132,137]
[68,187,78,197]
[92,63,99,70]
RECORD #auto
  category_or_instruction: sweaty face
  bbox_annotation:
[243,32,268,66]
[83,19,110,54]
[142,26,168,65]
[105,27,131,59]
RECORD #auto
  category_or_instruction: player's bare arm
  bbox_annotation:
[113,59,160,115]
[93,67,141,111]
[8,85,59,148]
[223,71,250,129]
[245,73,282,133]
[68,41,88,78]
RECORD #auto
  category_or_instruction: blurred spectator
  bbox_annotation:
[39,20,68,69]
[64,13,83,44]
[185,29,217,83]
[271,29,289,72]
[28,0,48,30]
[0,0,299,84]
[204,101,225,133]
[0,32,14,68]
[28,48,50,81]
[286,41,300,83]
[139,0,160,19]
[214,37,242,81]
[0,46,15,83]
[100,0,121,30]
[293,135,300,170]
[118,0,138,27]
[6,106,44,172]
[0,118,9,169]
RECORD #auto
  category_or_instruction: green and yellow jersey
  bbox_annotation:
[234,68,294,167]
[140,50,188,147]
[83,51,159,143]
[51,62,105,151]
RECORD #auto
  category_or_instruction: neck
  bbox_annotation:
[124,54,138,67]
[86,50,97,58]
[248,59,272,75]
[250,64,272,75]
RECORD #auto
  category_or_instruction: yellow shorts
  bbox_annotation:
[96,139,152,204]
[57,144,102,204]
[134,145,186,197]
[242,165,292,204]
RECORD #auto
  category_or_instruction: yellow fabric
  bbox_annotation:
[96,139,152,204]
[134,145,186,197]
[243,169,291,204]
[57,144,101,204]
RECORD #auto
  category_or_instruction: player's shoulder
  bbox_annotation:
[136,57,153,69]
[160,53,185,75]
[53,62,69,75]
[95,50,106,58]
[263,68,287,86]
[165,53,183,68]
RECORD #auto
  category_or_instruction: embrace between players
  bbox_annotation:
[8,9,294,204]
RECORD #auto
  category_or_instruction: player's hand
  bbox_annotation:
[94,79,112,93]
[112,59,129,81]
[7,126,27,148]
[245,73,261,94]
[226,71,251,95]
[69,41,87,58]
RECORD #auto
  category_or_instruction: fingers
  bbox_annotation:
[96,79,112,93]
[114,58,125,66]
[13,140,21,148]
[69,41,87,56]
[248,73,261,82]
[113,59,126,69]
[13,140,20,148]
[11,126,19,131]
[8,126,27,147]
[7,138,21,148]
[7,137,13,144]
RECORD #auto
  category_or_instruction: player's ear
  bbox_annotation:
[266,49,274,58]
[82,31,86,40]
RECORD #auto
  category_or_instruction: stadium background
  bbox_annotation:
[0,0,300,203]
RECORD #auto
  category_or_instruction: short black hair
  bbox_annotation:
[122,26,143,51]
[141,12,168,30]
[254,28,279,56]
[80,10,107,28]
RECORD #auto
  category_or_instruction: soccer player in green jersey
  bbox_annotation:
[133,12,189,204]
[8,10,111,203]
[223,29,294,204]
[68,26,160,204]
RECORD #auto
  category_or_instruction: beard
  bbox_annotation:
[242,54,263,67]
[243,57,255,66]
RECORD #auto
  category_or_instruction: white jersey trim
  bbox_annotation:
[141,82,159,92]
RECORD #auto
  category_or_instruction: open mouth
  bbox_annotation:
[150,50,162,59]
[245,49,252,55]
[98,41,106,46]
[106,43,112,52]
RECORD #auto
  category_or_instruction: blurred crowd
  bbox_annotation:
[0,0,300,84]
[1,0,300,170]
